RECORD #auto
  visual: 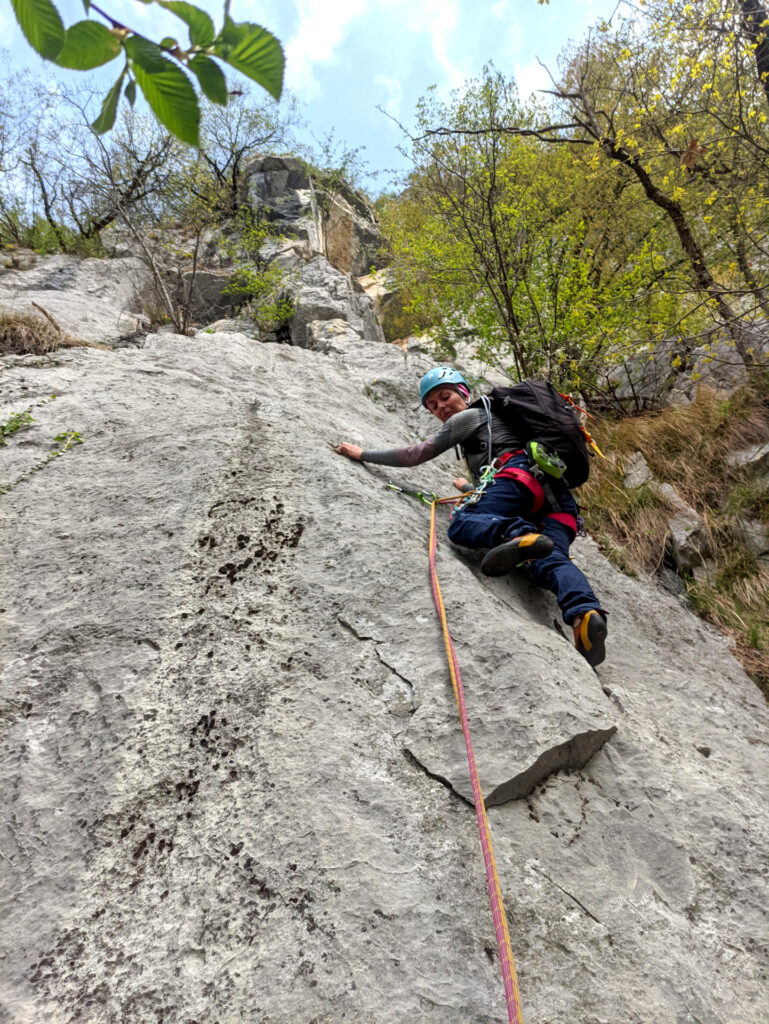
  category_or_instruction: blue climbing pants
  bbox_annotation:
[447,454,601,625]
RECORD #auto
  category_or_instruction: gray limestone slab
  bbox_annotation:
[1,329,767,1024]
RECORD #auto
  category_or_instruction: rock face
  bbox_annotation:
[242,155,323,251]
[289,256,384,346]
[1,318,768,1024]
[600,330,769,409]
[321,184,384,278]
[0,253,151,345]
[242,155,385,279]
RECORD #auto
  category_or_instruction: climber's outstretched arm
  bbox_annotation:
[334,407,484,469]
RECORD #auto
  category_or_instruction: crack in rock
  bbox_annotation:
[374,650,416,705]
[337,615,417,713]
[403,749,474,809]
[531,864,602,924]
[336,615,376,643]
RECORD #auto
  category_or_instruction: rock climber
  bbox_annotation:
[335,366,608,666]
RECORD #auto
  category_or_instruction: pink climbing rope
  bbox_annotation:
[428,496,525,1024]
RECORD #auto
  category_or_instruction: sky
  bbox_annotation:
[4,0,620,191]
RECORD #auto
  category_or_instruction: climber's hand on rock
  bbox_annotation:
[335,443,363,461]
[453,476,470,491]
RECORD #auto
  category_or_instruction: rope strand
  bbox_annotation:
[428,497,525,1024]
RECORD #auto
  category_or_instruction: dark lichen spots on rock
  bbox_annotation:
[194,710,217,736]
[175,778,200,802]
[199,497,304,594]
[132,831,156,861]
[218,556,254,584]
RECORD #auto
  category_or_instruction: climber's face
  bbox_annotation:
[425,386,468,423]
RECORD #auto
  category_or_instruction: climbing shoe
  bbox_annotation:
[480,533,554,577]
[573,610,608,667]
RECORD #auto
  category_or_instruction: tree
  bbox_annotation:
[0,70,184,251]
[397,3,768,389]
[380,66,677,389]
[196,87,303,216]
[543,1,769,367]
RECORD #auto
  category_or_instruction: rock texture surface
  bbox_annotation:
[1,324,768,1024]
[242,156,384,279]
[289,256,384,346]
[0,254,151,345]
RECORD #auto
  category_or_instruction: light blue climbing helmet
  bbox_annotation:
[418,367,470,408]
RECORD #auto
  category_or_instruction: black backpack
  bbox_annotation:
[478,380,592,487]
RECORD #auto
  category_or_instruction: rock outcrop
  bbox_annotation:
[600,330,769,410]
[0,253,151,345]
[242,155,385,279]
[622,451,711,572]
[1,308,768,1023]
[290,256,384,346]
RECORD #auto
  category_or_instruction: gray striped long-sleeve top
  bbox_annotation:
[360,405,521,484]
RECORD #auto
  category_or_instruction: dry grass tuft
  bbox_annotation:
[0,307,84,356]
[582,379,769,697]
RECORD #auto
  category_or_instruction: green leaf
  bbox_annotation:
[131,51,200,146]
[160,36,179,48]
[55,20,121,69]
[91,72,124,134]
[158,0,214,47]
[11,0,65,60]
[124,34,168,72]
[188,54,227,105]
[125,79,136,106]
[81,0,90,10]
[214,21,283,100]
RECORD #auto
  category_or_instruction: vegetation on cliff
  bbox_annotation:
[378,0,768,397]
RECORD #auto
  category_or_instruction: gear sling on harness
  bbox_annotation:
[428,493,525,1024]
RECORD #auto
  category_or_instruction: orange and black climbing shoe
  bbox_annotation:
[573,610,607,667]
[481,533,554,577]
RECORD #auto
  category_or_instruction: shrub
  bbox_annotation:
[0,309,82,355]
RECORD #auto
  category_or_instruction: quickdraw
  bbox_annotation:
[385,482,438,506]
[449,459,498,516]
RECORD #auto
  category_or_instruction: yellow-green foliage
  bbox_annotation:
[220,214,294,333]
[582,380,769,696]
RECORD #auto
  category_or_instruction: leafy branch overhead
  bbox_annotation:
[9,0,284,147]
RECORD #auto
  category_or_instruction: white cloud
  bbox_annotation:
[374,73,403,119]
[515,58,551,101]
[284,0,369,100]
[401,0,466,93]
